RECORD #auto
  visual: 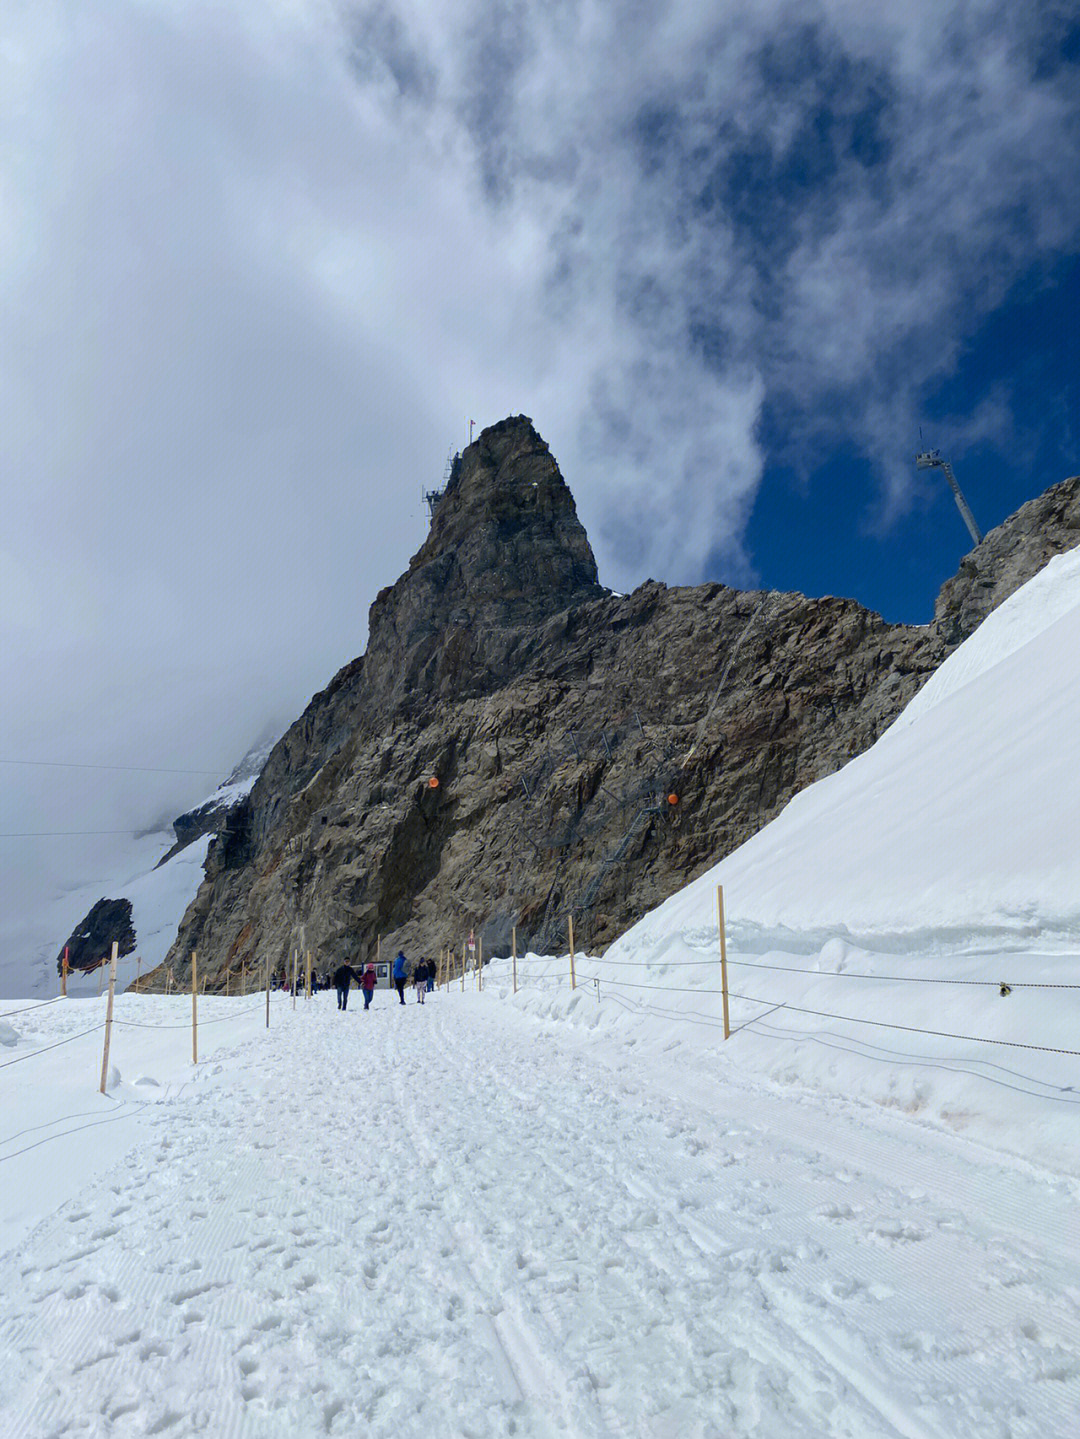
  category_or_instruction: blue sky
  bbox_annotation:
[744,254,1080,620]
[1,0,1078,919]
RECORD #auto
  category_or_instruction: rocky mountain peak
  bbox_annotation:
[362,416,603,712]
[416,415,597,588]
[147,420,1080,996]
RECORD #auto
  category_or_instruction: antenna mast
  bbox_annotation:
[915,449,983,546]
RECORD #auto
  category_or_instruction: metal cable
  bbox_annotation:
[522,952,1080,987]
[111,1002,270,1030]
[562,971,1080,1057]
[0,1108,142,1164]
[723,957,1080,988]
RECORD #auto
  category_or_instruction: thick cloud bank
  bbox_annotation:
[2,1,1077,945]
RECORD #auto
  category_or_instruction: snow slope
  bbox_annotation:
[494,546,1080,1173]
[651,544,1080,946]
[2,766,261,1001]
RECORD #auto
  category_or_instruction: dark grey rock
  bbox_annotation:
[147,420,1080,992]
[57,898,136,974]
[934,475,1080,645]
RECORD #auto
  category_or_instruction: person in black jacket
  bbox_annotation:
[332,963,363,1011]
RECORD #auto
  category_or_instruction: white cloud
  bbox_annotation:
[1,0,1076,945]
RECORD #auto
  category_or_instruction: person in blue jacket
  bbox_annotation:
[392,951,409,1005]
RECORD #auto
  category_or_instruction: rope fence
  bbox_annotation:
[1,943,284,1094]
[501,963,1080,1058]
[465,886,1080,1068]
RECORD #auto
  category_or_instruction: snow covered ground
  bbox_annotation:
[1,989,1077,1437]
[1,536,1077,1434]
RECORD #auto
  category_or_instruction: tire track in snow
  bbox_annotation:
[388,1023,607,1439]
[425,1007,870,1437]
[442,1003,1080,1439]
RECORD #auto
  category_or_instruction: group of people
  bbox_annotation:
[330,962,380,1011]
[330,952,437,1011]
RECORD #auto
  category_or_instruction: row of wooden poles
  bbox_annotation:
[429,885,732,1041]
[96,944,280,1094]
[90,885,733,1094]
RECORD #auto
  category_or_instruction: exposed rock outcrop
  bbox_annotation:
[149,419,1080,991]
[934,475,1080,644]
[156,734,280,866]
[57,898,136,974]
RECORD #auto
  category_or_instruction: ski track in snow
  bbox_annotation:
[1,995,1078,1438]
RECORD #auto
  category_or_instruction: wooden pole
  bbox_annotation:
[305,950,312,1001]
[191,950,198,1065]
[62,948,69,998]
[265,954,270,1028]
[717,885,730,1041]
[568,914,577,991]
[225,969,230,996]
[98,942,118,1093]
[292,949,298,1009]
[476,935,483,991]
[136,955,141,988]
[512,926,518,995]
[97,961,104,996]
[460,942,466,991]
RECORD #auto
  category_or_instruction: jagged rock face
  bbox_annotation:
[152,420,1080,992]
[57,898,136,974]
[934,475,1080,643]
[362,416,603,712]
[156,735,280,866]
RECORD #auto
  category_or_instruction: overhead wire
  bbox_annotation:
[0,758,222,776]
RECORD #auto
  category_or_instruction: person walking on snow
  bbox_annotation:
[392,951,409,1005]
[332,962,362,1011]
[361,962,377,1010]
[414,958,428,1003]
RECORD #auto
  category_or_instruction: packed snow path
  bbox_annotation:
[1,993,1078,1438]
